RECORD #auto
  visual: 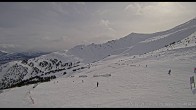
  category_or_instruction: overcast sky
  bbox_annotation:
[0,2,196,52]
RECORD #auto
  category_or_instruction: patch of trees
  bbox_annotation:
[67,66,73,70]
[63,72,67,75]
[68,62,72,67]
[165,41,176,47]
[21,59,28,64]
[31,67,42,75]
[44,68,66,75]
[39,61,48,67]
[72,66,87,72]
[170,42,175,45]
[1,75,57,90]
[79,75,87,78]
[28,62,34,67]
[56,61,62,67]
[93,74,111,77]
[50,59,58,65]
[76,61,80,64]
[0,64,28,90]
[61,62,69,67]
[45,63,52,71]
[72,65,80,68]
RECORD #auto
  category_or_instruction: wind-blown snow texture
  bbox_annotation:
[0,18,196,107]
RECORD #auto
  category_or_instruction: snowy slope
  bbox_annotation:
[66,18,196,63]
[66,33,153,64]
[0,43,196,108]
[125,24,196,56]
[0,50,90,90]
[0,18,196,94]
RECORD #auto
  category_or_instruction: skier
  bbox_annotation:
[97,82,99,87]
[194,67,196,73]
[168,69,171,75]
[190,76,195,90]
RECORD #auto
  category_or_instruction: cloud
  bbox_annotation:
[41,36,66,42]
[124,2,144,15]
[50,2,87,16]
[99,19,116,33]
[124,2,188,18]
[0,2,195,52]
[0,44,19,49]
[50,2,69,15]
[121,2,196,33]
[100,19,110,27]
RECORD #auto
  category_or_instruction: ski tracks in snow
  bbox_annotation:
[24,83,39,105]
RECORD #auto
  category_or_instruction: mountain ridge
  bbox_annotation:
[0,17,196,90]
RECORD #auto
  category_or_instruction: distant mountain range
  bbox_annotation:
[0,50,8,56]
[0,51,50,66]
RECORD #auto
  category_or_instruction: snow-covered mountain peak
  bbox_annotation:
[0,50,8,54]
[0,18,196,91]
[66,18,196,63]
[0,50,8,56]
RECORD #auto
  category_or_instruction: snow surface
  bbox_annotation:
[0,18,196,108]
[0,44,196,108]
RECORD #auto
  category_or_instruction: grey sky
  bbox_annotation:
[0,2,196,52]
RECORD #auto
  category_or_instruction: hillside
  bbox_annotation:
[67,18,196,63]
[0,18,195,94]
[0,39,196,107]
